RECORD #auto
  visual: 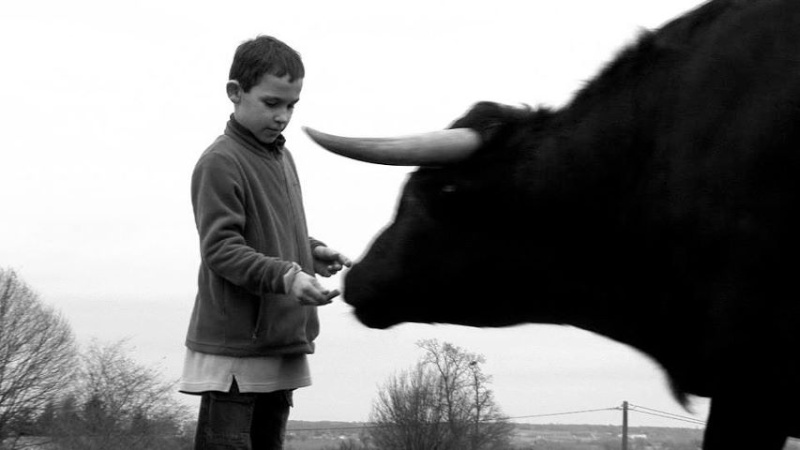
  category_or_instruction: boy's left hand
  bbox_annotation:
[313,246,352,277]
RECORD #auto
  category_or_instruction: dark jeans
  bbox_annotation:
[194,380,293,450]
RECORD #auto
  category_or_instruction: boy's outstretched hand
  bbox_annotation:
[312,246,353,277]
[291,271,340,306]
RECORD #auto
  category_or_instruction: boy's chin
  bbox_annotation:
[255,132,280,145]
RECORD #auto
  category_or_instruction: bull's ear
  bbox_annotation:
[302,127,481,166]
[450,101,534,144]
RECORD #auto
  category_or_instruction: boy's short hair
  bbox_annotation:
[229,35,305,92]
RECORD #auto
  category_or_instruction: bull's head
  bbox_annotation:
[305,103,571,329]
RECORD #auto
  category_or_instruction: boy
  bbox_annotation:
[180,35,351,450]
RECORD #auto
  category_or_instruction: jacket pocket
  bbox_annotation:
[252,294,311,347]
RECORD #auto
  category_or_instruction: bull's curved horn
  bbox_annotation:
[302,126,481,166]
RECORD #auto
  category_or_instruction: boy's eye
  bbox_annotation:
[262,99,298,110]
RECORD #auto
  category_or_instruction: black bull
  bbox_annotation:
[305,0,800,448]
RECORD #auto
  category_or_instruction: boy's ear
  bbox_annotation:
[226,80,243,103]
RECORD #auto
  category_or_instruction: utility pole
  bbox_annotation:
[621,401,629,450]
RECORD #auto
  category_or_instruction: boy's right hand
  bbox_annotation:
[290,271,340,306]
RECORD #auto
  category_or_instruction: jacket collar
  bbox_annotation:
[225,115,286,154]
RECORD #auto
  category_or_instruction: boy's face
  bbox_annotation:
[227,73,303,145]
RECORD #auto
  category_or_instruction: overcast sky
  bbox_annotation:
[1,0,711,428]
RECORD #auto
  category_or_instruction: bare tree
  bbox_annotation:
[418,339,476,448]
[464,359,514,450]
[0,268,77,444]
[369,340,513,450]
[369,363,449,450]
[51,339,192,450]
[418,339,513,450]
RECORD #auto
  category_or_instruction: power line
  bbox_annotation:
[628,408,706,426]
[491,407,621,423]
[286,402,706,433]
[627,403,706,425]
[288,406,621,433]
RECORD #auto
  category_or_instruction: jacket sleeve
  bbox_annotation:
[309,237,326,251]
[191,152,295,295]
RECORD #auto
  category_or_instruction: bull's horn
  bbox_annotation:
[302,126,481,166]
